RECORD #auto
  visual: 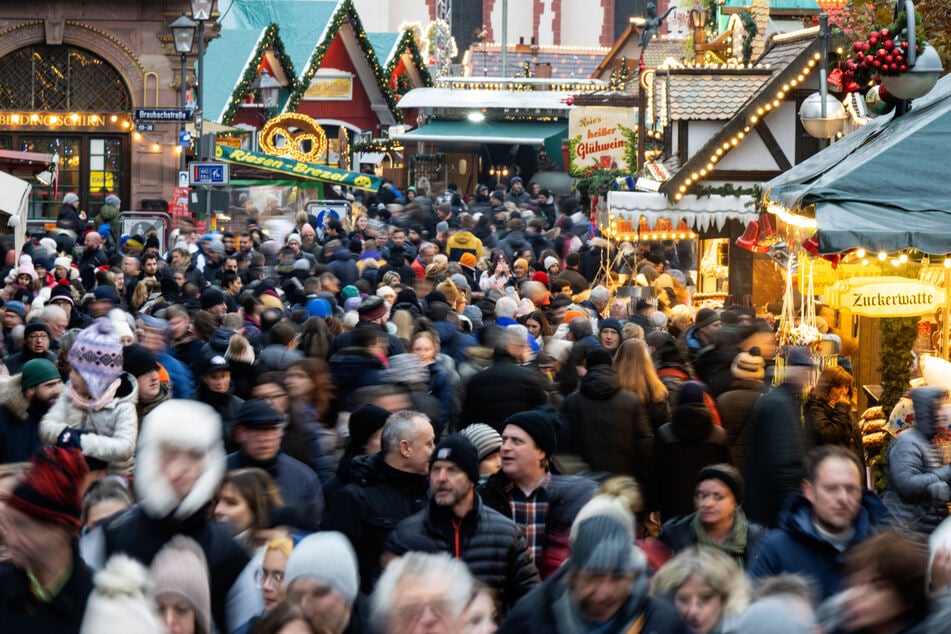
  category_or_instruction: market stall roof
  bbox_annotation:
[765,74,951,255]
[396,87,576,113]
[394,120,567,145]
[607,192,758,231]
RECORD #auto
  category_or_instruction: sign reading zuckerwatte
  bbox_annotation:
[829,276,941,317]
[568,105,637,176]
[214,144,381,192]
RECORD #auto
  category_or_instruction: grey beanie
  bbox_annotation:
[570,514,642,575]
[460,423,503,461]
[733,596,816,634]
[285,532,359,604]
[462,305,483,329]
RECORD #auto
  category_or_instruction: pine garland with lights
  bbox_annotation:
[688,183,762,201]
[221,24,297,125]
[609,58,631,91]
[738,11,758,66]
[616,123,639,172]
[877,317,918,417]
[284,0,403,122]
[384,29,434,89]
[354,138,402,152]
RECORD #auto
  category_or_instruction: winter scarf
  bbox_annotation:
[692,509,749,567]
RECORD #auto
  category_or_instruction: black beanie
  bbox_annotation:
[348,404,390,453]
[696,465,744,505]
[237,398,282,428]
[200,286,227,310]
[504,405,561,457]
[430,434,480,484]
[122,343,159,378]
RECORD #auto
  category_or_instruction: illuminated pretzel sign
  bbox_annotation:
[259,113,328,163]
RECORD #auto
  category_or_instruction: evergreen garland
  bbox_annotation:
[738,10,758,66]
[877,317,918,416]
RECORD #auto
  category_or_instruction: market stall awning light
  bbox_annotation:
[767,201,817,230]
[467,110,486,123]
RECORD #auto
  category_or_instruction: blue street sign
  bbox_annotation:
[188,162,230,186]
[134,108,193,122]
[179,130,192,148]
[135,122,155,132]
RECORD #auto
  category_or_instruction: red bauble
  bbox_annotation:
[856,52,865,61]
[899,64,908,73]
[884,39,894,50]
[873,60,882,68]
[889,63,898,72]
[901,41,909,49]
[877,48,888,58]
[853,41,864,52]
[880,28,890,37]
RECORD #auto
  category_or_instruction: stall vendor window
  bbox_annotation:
[22,136,81,219]
[87,137,123,218]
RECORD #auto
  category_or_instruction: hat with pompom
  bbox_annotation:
[7,446,88,532]
[68,318,124,399]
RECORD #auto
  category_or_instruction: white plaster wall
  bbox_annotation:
[716,127,779,169]
[352,0,431,32]
[686,120,724,159]
[559,0,605,47]
[490,0,535,47]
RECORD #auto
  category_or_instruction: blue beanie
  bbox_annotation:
[97,224,111,238]
[306,298,332,318]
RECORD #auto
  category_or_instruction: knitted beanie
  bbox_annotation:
[122,344,159,378]
[460,252,478,267]
[695,307,721,329]
[504,404,561,457]
[7,446,87,532]
[80,555,161,634]
[459,423,503,461]
[697,465,744,505]
[430,434,480,484]
[149,536,212,634]
[200,287,226,310]
[63,192,80,207]
[544,256,560,271]
[306,298,332,318]
[570,514,642,575]
[357,296,388,321]
[285,532,359,604]
[731,347,765,381]
[341,285,360,300]
[69,318,124,400]
[600,318,623,334]
[383,353,429,385]
[16,255,37,281]
[54,256,73,271]
[21,358,60,389]
[348,404,390,453]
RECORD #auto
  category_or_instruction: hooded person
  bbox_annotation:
[85,399,250,633]
[0,446,94,634]
[39,318,139,475]
[498,506,687,633]
[881,386,951,535]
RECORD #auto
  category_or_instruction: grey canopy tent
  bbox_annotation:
[765,73,951,255]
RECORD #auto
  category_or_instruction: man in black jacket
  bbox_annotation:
[0,358,62,464]
[499,510,688,633]
[383,434,540,609]
[322,409,434,594]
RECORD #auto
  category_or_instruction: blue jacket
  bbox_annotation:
[747,492,890,600]
[157,351,194,399]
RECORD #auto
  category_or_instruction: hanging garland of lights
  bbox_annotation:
[688,183,762,200]
[384,29,434,88]
[221,24,296,125]
[284,0,403,122]
[354,138,403,153]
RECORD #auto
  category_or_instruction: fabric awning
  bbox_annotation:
[395,120,567,145]
[607,192,758,232]
[765,73,951,254]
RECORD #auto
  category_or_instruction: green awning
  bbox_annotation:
[397,120,567,146]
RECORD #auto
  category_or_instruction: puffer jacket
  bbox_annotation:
[446,229,484,262]
[478,470,597,578]
[654,402,732,521]
[748,492,890,600]
[321,453,429,594]
[0,374,46,464]
[384,495,540,608]
[716,379,764,474]
[39,373,139,475]
[804,391,863,464]
[564,365,654,490]
[881,386,951,535]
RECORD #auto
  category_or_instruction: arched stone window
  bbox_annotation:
[0,44,131,111]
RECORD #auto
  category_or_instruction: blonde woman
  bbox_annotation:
[651,546,750,634]
[614,338,671,431]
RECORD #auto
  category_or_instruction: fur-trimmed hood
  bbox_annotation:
[134,399,226,520]
[0,375,30,420]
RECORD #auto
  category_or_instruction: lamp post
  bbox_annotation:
[170,13,196,172]
[251,69,282,122]
[189,0,216,159]
[798,14,846,143]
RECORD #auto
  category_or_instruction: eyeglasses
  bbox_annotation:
[256,392,287,401]
[27,333,49,341]
[254,568,285,585]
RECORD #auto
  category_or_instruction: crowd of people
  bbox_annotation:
[0,180,951,634]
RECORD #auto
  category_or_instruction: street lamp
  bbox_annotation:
[189,0,216,158]
[171,13,196,171]
[252,69,282,111]
[798,14,846,141]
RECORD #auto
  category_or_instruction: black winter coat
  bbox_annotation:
[743,383,807,528]
[191,384,244,451]
[658,512,768,565]
[322,453,429,594]
[654,402,732,521]
[384,495,540,609]
[0,552,93,634]
[100,504,249,632]
[328,321,405,358]
[498,565,688,634]
[804,392,863,463]
[715,379,764,474]
[478,471,596,578]
[226,452,324,531]
[460,352,549,433]
[565,366,654,489]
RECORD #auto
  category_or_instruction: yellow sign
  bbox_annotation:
[304,74,353,101]
[826,276,941,317]
[89,171,115,190]
[568,105,637,175]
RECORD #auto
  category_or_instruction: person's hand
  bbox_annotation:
[57,428,83,449]
[932,548,951,591]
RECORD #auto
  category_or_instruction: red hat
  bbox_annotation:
[531,271,550,286]
[6,446,88,532]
